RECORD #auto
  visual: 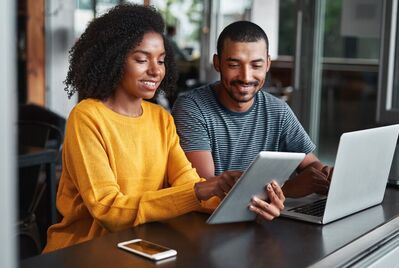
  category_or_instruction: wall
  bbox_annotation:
[251,0,279,60]
[0,0,17,267]
[46,0,77,118]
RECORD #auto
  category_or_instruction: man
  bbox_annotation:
[172,21,331,200]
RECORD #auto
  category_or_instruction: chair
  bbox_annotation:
[18,104,66,135]
[18,104,66,162]
[17,121,63,259]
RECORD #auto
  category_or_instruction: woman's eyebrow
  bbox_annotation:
[132,49,165,56]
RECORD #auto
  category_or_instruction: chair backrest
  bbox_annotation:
[17,106,66,258]
[18,120,63,151]
[18,104,66,137]
[18,121,63,214]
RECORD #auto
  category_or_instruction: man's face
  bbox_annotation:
[213,38,270,107]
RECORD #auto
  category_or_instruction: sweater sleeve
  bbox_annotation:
[132,114,205,225]
[63,108,202,232]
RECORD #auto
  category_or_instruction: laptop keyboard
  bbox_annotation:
[288,198,327,217]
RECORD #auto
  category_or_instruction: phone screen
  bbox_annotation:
[124,240,170,256]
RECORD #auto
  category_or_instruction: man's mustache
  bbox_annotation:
[230,80,259,87]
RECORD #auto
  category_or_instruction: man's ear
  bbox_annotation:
[266,55,271,72]
[213,54,220,72]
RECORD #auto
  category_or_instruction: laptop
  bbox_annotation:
[281,124,399,224]
[207,151,305,224]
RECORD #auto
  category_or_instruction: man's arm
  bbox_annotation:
[185,150,215,179]
[297,152,325,172]
[282,153,333,198]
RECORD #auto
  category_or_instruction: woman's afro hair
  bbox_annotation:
[64,4,177,101]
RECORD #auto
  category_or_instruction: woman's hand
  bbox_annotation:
[194,170,242,200]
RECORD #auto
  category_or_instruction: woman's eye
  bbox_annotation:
[136,59,147,63]
[158,60,165,65]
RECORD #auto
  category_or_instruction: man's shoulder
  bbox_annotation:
[181,84,214,100]
[258,90,285,103]
[257,90,289,110]
[173,83,216,109]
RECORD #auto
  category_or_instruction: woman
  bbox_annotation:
[44,4,283,253]
[43,4,236,252]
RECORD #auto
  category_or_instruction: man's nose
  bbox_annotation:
[239,65,251,83]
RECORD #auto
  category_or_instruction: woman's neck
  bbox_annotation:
[103,92,143,117]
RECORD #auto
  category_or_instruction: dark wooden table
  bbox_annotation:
[21,187,399,268]
[18,146,58,224]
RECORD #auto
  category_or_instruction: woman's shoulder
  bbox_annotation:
[143,101,171,117]
[68,99,104,121]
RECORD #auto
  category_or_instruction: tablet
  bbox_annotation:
[206,151,305,224]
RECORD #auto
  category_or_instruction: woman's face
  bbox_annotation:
[117,32,166,100]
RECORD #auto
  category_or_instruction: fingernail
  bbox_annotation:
[267,184,272,190]
[252,196,259,202]
[272,181,277,187]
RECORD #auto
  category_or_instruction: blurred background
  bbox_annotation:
[16,0,399,162]
[1,0,399,265]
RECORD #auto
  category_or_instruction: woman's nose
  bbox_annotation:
[147,61,162,76]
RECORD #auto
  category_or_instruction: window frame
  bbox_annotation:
[377,0,399,123]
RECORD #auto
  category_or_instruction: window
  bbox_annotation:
[378,0,399,123]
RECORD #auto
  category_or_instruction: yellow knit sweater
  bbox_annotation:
[43,99,205,253]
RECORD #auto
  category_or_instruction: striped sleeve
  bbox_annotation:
[279,104,316,154]
[172,95,211,152]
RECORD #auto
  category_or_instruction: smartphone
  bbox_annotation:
[117,239,177,261]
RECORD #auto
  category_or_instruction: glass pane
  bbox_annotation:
[278,0,295,56]
[324,0,381,60]
[318,0,382,164]
[218,0,252,32]
[393,6,399,109]
[151,0,204,103]
[75,0,95,38]
[96,0,120,16]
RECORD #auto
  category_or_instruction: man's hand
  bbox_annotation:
[282,166,331,198]
[249,180,285,221]
[322,165,334,182]
[194,170,242,200]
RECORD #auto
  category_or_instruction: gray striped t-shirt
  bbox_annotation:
[172,83,316,176]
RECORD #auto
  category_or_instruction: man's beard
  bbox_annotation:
[225,79,260,103]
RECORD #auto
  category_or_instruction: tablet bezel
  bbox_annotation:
[207,151,305,224]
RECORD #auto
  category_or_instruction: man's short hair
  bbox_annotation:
[216,21,269,56]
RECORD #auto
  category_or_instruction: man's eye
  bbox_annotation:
[228,64,239,68]
[253,65,263,69]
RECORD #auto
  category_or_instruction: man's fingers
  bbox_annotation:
[312,183,329,195]
[312,176,330,186]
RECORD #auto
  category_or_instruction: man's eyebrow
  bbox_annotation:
[251,59,265,63]
[226,57,240,62]
[225,57,265,63]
